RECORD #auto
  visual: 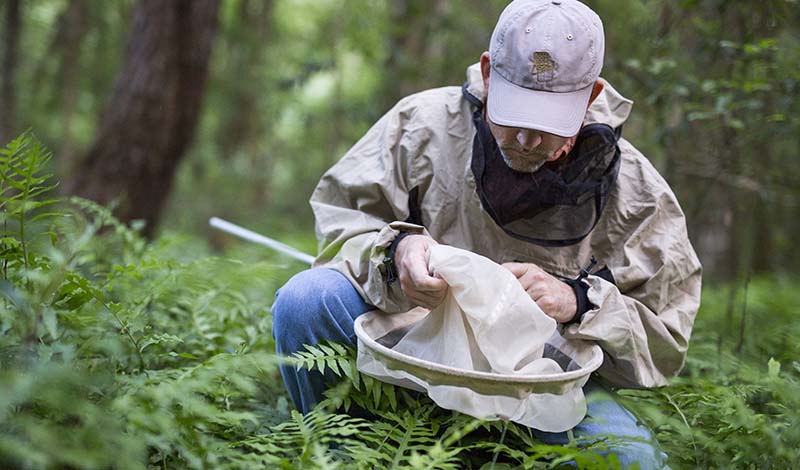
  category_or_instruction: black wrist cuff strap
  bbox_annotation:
[563,279,591,326]
[383,231,414,284]
[562,256,597,326]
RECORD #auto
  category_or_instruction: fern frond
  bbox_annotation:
[291,341,406,413]
[407,442,466,470]
[238,408,379,468]
[290,341,353,381]
[357,405,443,467]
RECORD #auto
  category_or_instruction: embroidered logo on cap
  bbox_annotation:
[530,51,556,82]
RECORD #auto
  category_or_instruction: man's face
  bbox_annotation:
[485,116,571,173]
[479,51,579,173]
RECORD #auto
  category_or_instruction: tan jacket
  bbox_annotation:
[311,64,702,389]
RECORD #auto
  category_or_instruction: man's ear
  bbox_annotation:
[480,52,491,93]
[587,80,604,107]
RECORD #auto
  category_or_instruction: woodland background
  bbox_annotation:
[2,0,798,279]
[1,0,799,469]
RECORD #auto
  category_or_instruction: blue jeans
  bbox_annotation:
[272,268,667,468]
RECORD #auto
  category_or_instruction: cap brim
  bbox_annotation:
[487,70,593,138]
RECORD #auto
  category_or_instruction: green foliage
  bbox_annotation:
[0,130,59,279]
[238,409,378,468]
[12,0,798,277]
[619,276,800,469]
[5,0,799,467]
[276,282,800,469]
[290,341,403,412]
[0,133,286,469]
[284,343,637,469]
[2,131,800,469]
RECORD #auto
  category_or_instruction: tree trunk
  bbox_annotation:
[216,0,273,161]
[379,0,449,112]
[67,0,220,237]
[1,0,20,144]
[58,0,89,177]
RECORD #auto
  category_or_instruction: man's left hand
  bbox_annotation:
[502,262,577,323]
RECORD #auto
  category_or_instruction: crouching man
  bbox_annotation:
[272,0,702,467]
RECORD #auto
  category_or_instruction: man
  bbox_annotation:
[272,0,702,467]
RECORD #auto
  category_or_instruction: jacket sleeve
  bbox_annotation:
[310,100,431,314]
[563,141,703,389]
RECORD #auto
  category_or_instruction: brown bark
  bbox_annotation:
[67,0,220,237]
[212,0,275,211]
[216,0,274,161]
[380,0,449,111]
[58,0,89,177]
[1,0,20,144]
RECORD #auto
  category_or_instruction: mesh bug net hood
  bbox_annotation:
[465,85,621,247]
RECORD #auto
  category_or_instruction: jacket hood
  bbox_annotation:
[464,63,633,130]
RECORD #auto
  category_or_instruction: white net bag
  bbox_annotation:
[355,244,603,432]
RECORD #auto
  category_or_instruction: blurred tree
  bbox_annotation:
[215,0,274,162]
[0,0,20,143]
[67,0,221,237]
[650,0,798,280]
[380,0,446,110]
[215,0,275,210]
[5,0,797,277]
[52,0,89,175]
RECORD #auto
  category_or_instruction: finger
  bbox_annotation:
[404,274,447,302]
[529,275,560,300]
[535,296,549,307]
[502,262,528,278]
[397,249,429,285]
[414,274,448,292]
[408,291,444,309]
[516,269,541,292]
[522,264,553,285]
[399,271,446,306]
[408,253,447,291]
[523,281,545,300]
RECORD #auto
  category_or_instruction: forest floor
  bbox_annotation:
[1,134,799,469]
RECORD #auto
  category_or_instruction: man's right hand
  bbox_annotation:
[394,234,448,309]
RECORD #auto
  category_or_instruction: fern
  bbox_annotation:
[0,131,59,277]
[289,342,644,469]
[2,130,800,469]
[362,405,445,468]
[290,341,358,384]
[237,409,381,468]
[291,341,404,412]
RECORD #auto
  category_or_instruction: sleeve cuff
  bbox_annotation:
[384,231,415,283]
[372,222,427,285]
[562,278,593,325]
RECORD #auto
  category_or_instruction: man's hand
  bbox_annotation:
[394,234,448,309]
[502,262,577,323]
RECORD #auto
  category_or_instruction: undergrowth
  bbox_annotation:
[1,132,798,469]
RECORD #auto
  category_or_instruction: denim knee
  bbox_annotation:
[614,440,666,469]
[271,268,366,353]
[273,269,339,337]
[579,388,667,468]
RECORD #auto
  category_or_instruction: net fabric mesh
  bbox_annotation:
[470,104,621,247]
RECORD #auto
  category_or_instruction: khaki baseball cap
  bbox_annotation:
[487,0,605,137]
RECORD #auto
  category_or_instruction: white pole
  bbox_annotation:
[209,217,315,265]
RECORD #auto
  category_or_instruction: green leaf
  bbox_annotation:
[139,333,184,352]
[384,383,397,411]
[371,376,382,408]
[768,358,781,378]
[340,360,360,390]
[42,307,58,339]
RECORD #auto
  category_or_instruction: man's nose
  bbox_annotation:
[516,129,542,151]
